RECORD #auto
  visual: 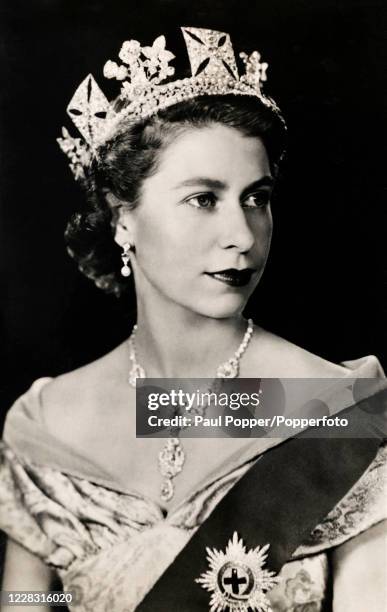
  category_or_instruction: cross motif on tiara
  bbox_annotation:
[182,27,238,80]
[66,75,111,146]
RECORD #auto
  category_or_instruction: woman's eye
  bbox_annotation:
[184,193,217,209]
[243,191,271,208]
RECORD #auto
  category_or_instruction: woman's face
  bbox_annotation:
[120,124,274,318]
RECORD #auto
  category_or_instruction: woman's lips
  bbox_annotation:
[205,268,255,287]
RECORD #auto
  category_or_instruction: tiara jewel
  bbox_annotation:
[182,28,238,79]
[57,27,274,184]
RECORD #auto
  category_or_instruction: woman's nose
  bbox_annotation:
[217,203,255,253]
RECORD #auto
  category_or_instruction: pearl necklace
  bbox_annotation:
[127,319,254,502]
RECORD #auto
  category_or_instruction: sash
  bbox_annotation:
[137,386,386,611]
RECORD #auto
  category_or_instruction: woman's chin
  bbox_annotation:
[193,294,250,319]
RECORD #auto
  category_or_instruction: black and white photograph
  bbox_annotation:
[0,1,386,610]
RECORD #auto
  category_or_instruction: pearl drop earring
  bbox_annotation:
[121,243,132,277]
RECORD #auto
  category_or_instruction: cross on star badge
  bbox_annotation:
[196,532,279,612]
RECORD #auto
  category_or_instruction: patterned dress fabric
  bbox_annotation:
[0,355,386,612]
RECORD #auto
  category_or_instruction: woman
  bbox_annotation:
[0,27,386,612]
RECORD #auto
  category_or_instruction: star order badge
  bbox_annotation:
[196,532,279,612]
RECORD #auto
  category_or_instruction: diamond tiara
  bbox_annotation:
[57,27,274,183]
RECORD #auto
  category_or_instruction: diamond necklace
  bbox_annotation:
[127,318,254,503]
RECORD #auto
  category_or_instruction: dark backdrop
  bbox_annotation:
[1,0,386,420]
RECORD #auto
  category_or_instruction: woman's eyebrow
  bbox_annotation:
[241,176,274,198]
[173,175,274,192]
[173,177,227,190]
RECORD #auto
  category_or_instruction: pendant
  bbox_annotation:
[158,438,185,501]
[160,478,174,502]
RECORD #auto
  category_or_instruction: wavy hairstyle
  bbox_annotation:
[65,95,287,297]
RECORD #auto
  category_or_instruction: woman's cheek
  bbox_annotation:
[251,215,273,259]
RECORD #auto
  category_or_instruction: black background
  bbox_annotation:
[1,0,386,421]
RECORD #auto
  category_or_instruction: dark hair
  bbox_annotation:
[65,95,287,296]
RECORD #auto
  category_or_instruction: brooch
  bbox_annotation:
[196,532,279,612]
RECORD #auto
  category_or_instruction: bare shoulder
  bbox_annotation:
[244,326,349,378]
[40,341,131,441]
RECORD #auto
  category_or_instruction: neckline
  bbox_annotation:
[4,354,385,518]
[3,433,276,520]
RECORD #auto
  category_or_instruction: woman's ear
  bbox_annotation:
[104,191,135,248]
